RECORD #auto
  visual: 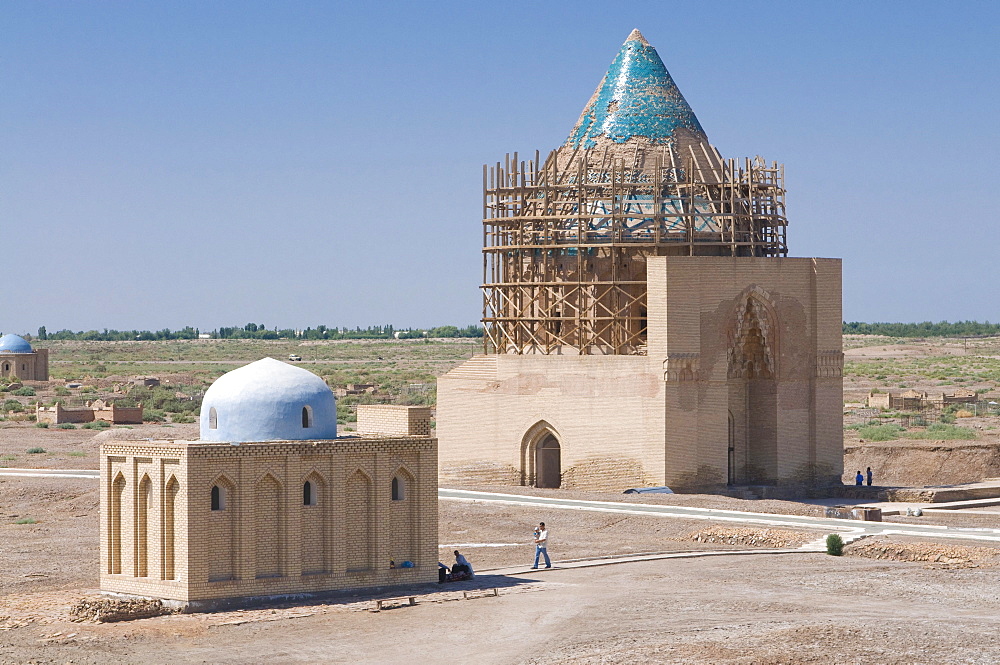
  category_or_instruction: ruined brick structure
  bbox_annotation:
[100,359,437,609]
[437,30,844,491]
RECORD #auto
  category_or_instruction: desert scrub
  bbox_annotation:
[144,409,166,423]
[57,423,76,429]
[26,447,46,454]
[854,424,905,442]
[68,451,88,457]
[35,421,49,428]
[826,534,844,556]
[82,420,111,429]
[11,386,36,396]
[904,423,977,440]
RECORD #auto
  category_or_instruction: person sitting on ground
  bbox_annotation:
[452,550,474,580]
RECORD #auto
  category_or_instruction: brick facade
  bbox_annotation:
[356,405,431,437]
[0,348,48,381]
[99,435,438,607]
[438,256,843,492]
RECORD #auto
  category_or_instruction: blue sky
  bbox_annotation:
[3,1,998,333]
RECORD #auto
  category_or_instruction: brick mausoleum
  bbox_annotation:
[100,358,438,610]
[437,30,843,492]
[0,333,48,381]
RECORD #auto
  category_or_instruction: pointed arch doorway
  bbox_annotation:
[521,422,562,488]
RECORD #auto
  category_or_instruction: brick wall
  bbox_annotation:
[357,405,431,437]
[437,256,843,492]
[100,436,438,605]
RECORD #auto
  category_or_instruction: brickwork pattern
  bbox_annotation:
[356,405,431,437]
[0,348,48,381]
[438,256,843,492]
[100,436,437,603]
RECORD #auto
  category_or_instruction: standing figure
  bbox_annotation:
[866,467,873,487]
[855,470,864,486]
[531,522,551,569]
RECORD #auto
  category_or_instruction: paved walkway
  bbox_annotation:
[0,468,100,480]
[4,470,998,546]
[439,488,1000,544]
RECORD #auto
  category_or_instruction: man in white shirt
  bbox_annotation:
[531,522,551,569]
[453,550,474,579]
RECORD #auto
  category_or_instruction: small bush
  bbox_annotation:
[144,410,167,423]
[54,386,71,396]
[35,421,49,428]
[57,423,76,429]
[826,533,844,556]
[939,412,957,424]
[68,451,87,457]
[955,409,974,418]
[2,399,24,413]
[82,420,111,430]
[171,414,195,424]
[15,518,37,525]
[12,386,36,396]
[26,447,46,454]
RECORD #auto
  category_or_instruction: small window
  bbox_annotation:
[303,480,316,506]
[211,485,225,511]
[302,405,313,428]
[209,407,218,429]
[391,476,405,501]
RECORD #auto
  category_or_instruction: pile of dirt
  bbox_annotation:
[686,526,812,548]
[847,539,1000,568]
[69,597,171,623]
[844,440,1000,487]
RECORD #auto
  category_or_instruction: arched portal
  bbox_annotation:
[727,290,778,484]
[520,422,563,488]
[535,435,562,489]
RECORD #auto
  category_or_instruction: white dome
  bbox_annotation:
[200,357,337,442]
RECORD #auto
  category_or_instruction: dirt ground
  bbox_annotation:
[5,334,1000,663]
[4,464,1000,663]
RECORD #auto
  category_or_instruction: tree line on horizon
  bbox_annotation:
[842,321,1000,338]
[25,323,484,342]
[12,321,1000,342]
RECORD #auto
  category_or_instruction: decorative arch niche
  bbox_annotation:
[726,287,779,484]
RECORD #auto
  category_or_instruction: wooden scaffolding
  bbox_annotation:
[482,143,788,355]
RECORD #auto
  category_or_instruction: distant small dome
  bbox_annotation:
[0,334,32,354]
[200,357,337,442]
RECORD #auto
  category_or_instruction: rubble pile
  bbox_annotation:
[848,540,1000,568]
[69,597,171,623]
[687,526,811,548]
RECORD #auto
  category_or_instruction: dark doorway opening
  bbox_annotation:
[535,435,561,488]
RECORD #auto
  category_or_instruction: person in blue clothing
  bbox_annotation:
[855,470,864,486]
[531,522,551,569]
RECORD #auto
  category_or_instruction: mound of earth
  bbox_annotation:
[847,539,1000,568]
[687,526,813,548]
[845,440,1000,486]
[69,598,171,623]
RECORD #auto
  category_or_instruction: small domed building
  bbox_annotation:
[100,358,438,609]
[0,333,48,381]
